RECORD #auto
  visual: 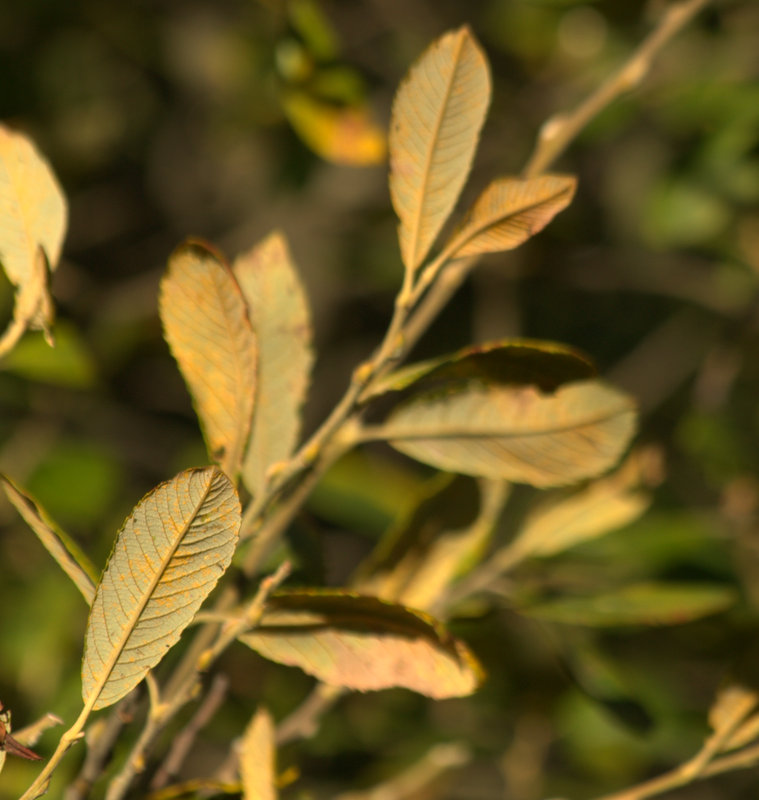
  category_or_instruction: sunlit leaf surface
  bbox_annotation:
[522,582,735,627]
[240,590,482,698]
[283,92,386,166]
[389,26,490,272]
[234,232,313,497]
[0,125,66,286]
[240,706,277,800]
[445,175,576,258]
[373,380,636,487]
[160,241,257,479]
[82,467,240,709]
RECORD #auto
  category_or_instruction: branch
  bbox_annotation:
[522,0,712,179]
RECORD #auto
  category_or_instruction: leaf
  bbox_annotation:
[1,473,97,605]
[507,448,657,561]
[443,175,577,259]
[521,582,736,627]
[160,241,257,479]
[283,92,386,166]
[234,232,314,496]
[367,380,636,488]
[365,339,596,403]
[82,467,240,710]
[0,125,66,352]
[389,26,490,272]
[240,707,277,800]
[239,590,482,698]
[354,476,507,613]
[0,125,67,286]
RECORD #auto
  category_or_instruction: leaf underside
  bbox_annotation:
[240,706,277,800]
[160,241,258,479]
[240,590,482,698]
[0,124,67,287]
[381,380,637,487]
[389,26,491,272]
[447,174,577,258]
[234,231,313,498]
[82,467,240,710]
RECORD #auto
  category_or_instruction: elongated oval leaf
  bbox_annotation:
[521,582,735,627]
[0,125,67,286]
[369,380,636,488]
[160,241,257,479]
[508,449,654,560]
[240,707,277,800]
[1,473,97,605]
[444,175,576,258]
[234,232,314,497]
[389,27,490,272]
[239,590,482,698]
[82,467,240,710]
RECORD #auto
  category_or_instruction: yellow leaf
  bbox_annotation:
[240,707,277,800]
[160,241,258,479]
[445,175,577,258]
[284,92,386,166]
[234,232,313,496]
[389,27,490,272]
[82,467,240,710]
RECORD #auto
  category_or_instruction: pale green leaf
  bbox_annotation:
[389,26,490,272]
[240,590,482,698]
[367,380,636,488]
[522,582,736,627]
[82,467,240,710]
[444,175,577,258]
[507,448,655,560]
[234,232,313,497]
[240,707,277,800]
[1,473,97,605]
[160,241,257,479]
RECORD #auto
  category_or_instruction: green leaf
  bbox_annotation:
[160,241,257,479]
[365,339,596,402]
[367,380,636,488]
[1,473,97,605]
[444,175,577,258]
[389,26,491,272]
[521,582,736,627]
[234,232,314,497]
[240,706,277,800]
[82,467,240,710]
[239,590,482,698]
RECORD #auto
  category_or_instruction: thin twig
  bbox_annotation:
[592,739,759,800]
[64,692,140,800]
[103,563,291,800]
[522,0,712,179]
[276,684,344,746]
[149,674,229,791]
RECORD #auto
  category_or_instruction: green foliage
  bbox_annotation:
[1,3,757,800]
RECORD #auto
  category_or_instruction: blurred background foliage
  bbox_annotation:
[1,0,759,798]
